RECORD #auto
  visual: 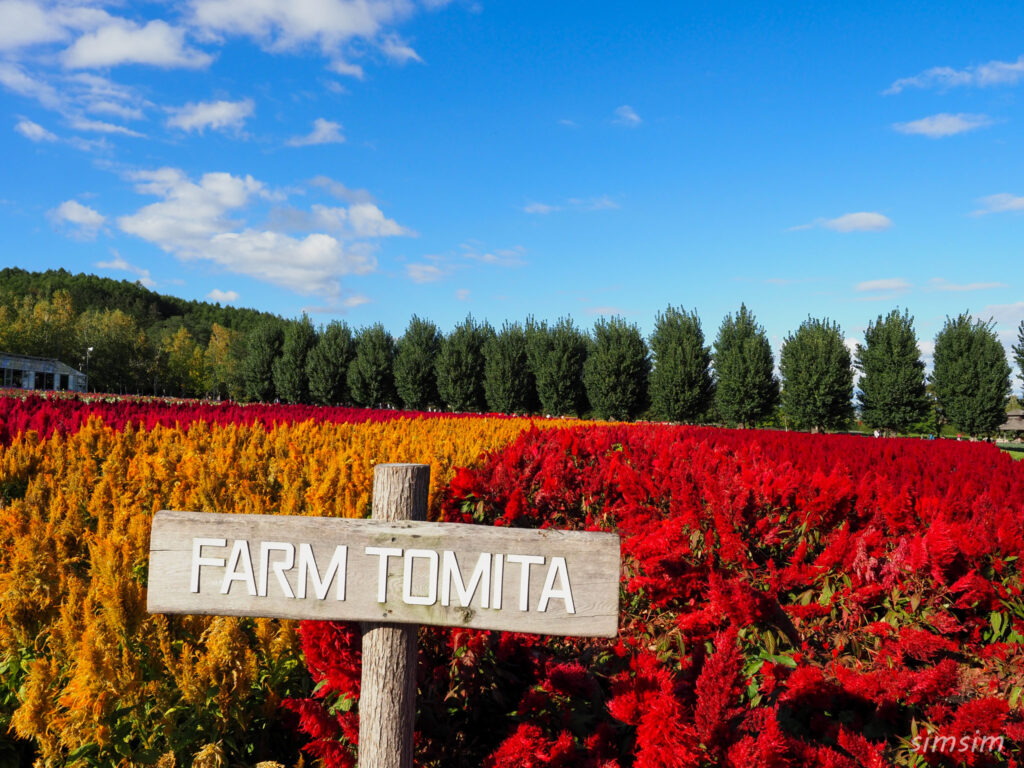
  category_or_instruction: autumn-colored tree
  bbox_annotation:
[0,290,79,361]
[158,326,206,397]
[204,323,246,401]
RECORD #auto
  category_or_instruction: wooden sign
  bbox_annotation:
[148,510,620,638]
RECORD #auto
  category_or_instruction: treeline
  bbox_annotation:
[4,277,1023,437]
[0,267,277,345]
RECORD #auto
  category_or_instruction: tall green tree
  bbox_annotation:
[779,317,853,432]
[307,321,356,405]
[930,313,1012,436]
[435,316,492,412]
[713,304,779,428]
[242,319,284,402]
[347,323,397,408]
[854,309,929,434]
[527,317,589,417]
[583,316,651,420]
[273,314,317,404]
[77,308,151,394]
[484,321,534,414]
[1013,319,1024,395]
[648,305,714,422]
[394,315,441,410]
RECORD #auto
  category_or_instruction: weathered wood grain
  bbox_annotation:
[146,501,621,638]
[359,464,428,768]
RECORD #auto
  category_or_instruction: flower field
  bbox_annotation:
[294,425,1024,767]
[0,394,563,765]
[0,393,1022,766]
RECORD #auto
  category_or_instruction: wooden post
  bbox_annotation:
[358,463,430,768]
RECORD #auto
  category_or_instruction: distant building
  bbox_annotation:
[0,352,87,393]
[999,409,1024,435]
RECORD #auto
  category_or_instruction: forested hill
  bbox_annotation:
[0,268,278,345]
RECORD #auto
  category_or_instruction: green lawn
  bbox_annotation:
[998,443,1024,460]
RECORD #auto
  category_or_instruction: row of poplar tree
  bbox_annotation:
[238,306,1022,437]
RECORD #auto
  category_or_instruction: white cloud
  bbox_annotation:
[190,0,417,58]
[885,55,1024,94]
[524,201,559,214]
[567,195,620,211]
[972,193,1024,215]
[88,100,143,120]
[893,113,992,138]
[309,175,376,204]
[207,288,239,303]
[586,305,627,316]
[0,0,67,50]
[119,167,268,245]
[927,278,1007,292]
[67,72,146,120]
[95,252,155,287]
[790,212,893,232]
[309,202,414,237]
[49,199,105,238]
[613,105,642,126]
[825,212,892,232]
[407,263,444,283]
[978,302,1024,327]
[0,62,61,108]
[69,116,144,137]
[15,118,57,141]
[287,118,345,146]
[455,288,470,301]
[524,196,619,214]
[347,203,414,237]
[462,245,526,267]
[380,35,421,63]
[66,135,109,153]
[63,20,213,69]
[118,167,395,297]
[167,98,254,133]
[205,230,371,296]
[558,118,577,127]
[855,277,911,293]
[342,294,370,308]
[327,59,365,79]
[917,339,936,371]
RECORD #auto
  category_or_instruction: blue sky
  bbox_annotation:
[1,0,1022,383]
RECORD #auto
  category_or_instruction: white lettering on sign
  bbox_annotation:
[539,556,574,613]
[187,537,576,613]
[441,551,491,609]
[403,549,439,605]
[258,541,294,598]
[366,546,402,603]
[221,539,257,596]
[191,538,226,592]
[152,512,620,637]
[296,543,347,601]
